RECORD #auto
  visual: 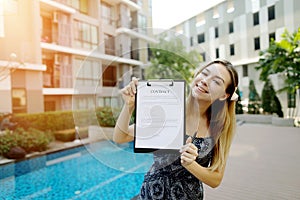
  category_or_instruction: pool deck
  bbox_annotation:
[204,123,300,200]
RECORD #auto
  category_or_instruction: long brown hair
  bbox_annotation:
[186,59,239,171]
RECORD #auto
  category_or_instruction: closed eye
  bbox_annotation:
[213,79,221,85]
[200,72,208,76]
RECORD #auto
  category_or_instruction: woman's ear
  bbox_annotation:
[219,93,230,101]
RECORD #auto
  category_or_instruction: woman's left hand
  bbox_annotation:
[180,137,198,167]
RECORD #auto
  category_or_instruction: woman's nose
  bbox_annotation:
[200,79,207,86]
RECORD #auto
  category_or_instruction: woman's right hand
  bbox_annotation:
[120,77,138,107]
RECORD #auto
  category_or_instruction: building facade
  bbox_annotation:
[0,0,154,113]
[168,0,300,117]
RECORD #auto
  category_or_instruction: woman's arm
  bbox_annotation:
[113,77,138,144]
[113,105,135,143]
[180,137,225,188]
[184,161,225,188]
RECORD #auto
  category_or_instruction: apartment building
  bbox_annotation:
[168,0,300,116]
[0,0,154,114]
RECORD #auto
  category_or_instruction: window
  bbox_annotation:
[229,21,234,33]
[253,12,259,26]
[74,58,100,87]
[242,65,248,77]
[104,34,115,55]
[268,5,275,21]
[74,20,98,50]
[101,2,114,25]
[200,52,206,62]
[138,14,147,33]
[65,0,88,14]
[190,37,193,46]
[254,37,260,50]
[41,16,52,43]
[197,33,205,43]
[269,32,276,42]
[102,65,117,86]
[215,27,219,38]
[12,88,27,113]
[230,44,235,56]
[147,44,152,61]
[215,48,219,58]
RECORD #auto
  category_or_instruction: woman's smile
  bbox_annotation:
[195,83,209,93]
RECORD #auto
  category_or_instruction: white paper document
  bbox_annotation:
[134,80,185,153]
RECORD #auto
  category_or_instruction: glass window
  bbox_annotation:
[216,48,219,59]
[102,65,117,87]
[138,14,147,34]
[74,58,100,87]
[230,44,235,56]
[74,20,98,50]
[215,27,219,38]
[101,2,114,25]
[242,65,248,77]
[66,0,87,14]
[268,5,275,21]
[254,37,260,50]
[229,21,234,33]
[269,32,275,43]
[12,88,27,113]
[253,12,259,26]
[79,0,88,14]
[197,33,205,43]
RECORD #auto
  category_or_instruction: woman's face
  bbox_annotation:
[192,63,232,102]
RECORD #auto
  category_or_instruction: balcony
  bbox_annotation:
[39,0,76,14]
[116,27,158,44]
[101,0,141,11]
[41,42,143,66]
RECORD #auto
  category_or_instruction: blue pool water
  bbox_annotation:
[0,141,153,200]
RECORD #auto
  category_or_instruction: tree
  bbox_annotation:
[256,28,300,115]
[146,35,203,84]
[248,80,261,114]
[261,79,283,117]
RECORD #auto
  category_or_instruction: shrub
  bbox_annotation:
[248,80,261,114]
[96,107,121,127]
[0,130,18,156]
[235,87,243,114]
[0,128,54,157]
[261,79,284,117]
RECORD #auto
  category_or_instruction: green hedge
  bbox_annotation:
[13,110,92,131]
[10,107,121,131]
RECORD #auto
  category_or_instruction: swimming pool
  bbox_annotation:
[0,141,153,200]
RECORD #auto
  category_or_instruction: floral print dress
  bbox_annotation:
[136,134,215,200]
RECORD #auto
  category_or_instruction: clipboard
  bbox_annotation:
[134,79,186,153]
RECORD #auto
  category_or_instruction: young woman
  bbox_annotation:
[113,59,239,199]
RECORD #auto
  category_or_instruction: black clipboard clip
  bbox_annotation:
[146,79,174,86]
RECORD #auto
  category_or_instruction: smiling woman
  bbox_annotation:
[114,59,239,199]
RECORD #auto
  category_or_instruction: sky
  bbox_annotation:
[151,0,225,30]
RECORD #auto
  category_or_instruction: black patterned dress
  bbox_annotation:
[136,134,215,200]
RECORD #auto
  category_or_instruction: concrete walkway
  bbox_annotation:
[204,124,300,200]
